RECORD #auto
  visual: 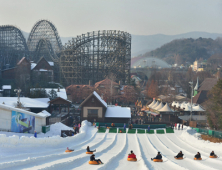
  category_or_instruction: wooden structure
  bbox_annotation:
[49,97,72,116]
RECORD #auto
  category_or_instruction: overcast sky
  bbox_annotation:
[0,0,222,37]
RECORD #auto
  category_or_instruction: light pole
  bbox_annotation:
[189,81,193,122]
[14,88,21,107]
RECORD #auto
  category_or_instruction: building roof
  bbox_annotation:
[93,91,107,107]
[94,78,119,88]
[155,102,164,110]
[192,90,209,104]
[158,103,174,112]
[192,105,205,111]
[17,57,29,65]
[0,103,47,118]
[49,97,72,104]
[199,78,218,91]
[79,91,108,108]
[105,106,131,118]
[0,97,50,108]
[2,85,11,90]
[37,110,51,117]
[151,101,159,109]
[148,100,156,107]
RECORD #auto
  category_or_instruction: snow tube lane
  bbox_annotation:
[0,126,98,163]
[115,134,148,170]
[163,134,222,168]
[97,133,128,170]
[33,133,117,170]
[138,134,187,170]
[148,134,217,170]
[1,133,109,170]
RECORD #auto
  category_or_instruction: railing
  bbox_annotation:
[192,127,222,139]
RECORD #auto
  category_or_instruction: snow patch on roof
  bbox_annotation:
[31,63,37,70]
[2,85,11,90]
[37,110,51,117]
[48,61,54,66]
[93,91,107,108]
[105,106,131,118]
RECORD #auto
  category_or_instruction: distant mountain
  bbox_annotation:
[131,32,222,57]
[22,31,222,57]
[134,37,222,65]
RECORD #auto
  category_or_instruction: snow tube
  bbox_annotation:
[153,159,163,162]
[209,156,217,158]
[194,158,202,160]
[89,161,99,165]
[86,152,94,154]
[65,150,73,153]
[127,158,137,161]
[175,157,183,160]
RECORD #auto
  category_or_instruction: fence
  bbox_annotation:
[96,122,166,129]
[192,127,222,139]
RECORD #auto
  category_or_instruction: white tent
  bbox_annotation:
[155,102,164,110]
[159,103,174,112]
[171,101,177,107]
[183,104,191,111]
[148,100,156,107]
[175,102,181,108]
[151,101,159,109]
[192,105,205,111]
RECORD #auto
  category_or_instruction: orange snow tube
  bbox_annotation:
[86,152,94,154]
[89,161,99,165]
[153,159,163,162]
[127,158,137,161]
[209,156,217,158]
[194,158,202,160]
[175,157,183,160]
[65,150,73,153]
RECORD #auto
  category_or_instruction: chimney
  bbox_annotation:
[89,80,92,86]
[57,87,60,92]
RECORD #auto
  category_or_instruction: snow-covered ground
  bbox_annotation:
[0,123,222,170]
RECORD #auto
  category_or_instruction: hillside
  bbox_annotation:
[22,31,222,58]
[137,37,222,65]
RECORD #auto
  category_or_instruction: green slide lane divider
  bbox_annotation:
[156,129,165,134]
[128,129,136,134]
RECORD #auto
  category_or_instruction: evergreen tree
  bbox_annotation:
[48,89,57,100]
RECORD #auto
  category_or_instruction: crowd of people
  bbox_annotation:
[170,123,183,130]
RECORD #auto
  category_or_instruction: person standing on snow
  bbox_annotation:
[124,123,126,131]
[178,124,180,130]
[175,123,177,129]
[182,124,183,130]
[148,125,150,133]
[34,131,37,138]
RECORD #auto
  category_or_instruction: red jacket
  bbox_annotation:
[128,153,136,158]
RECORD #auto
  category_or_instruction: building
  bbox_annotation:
[80,91,131,123]
[192,78,218,105]
[31,57,54,84]
[193,60,200,71]
[0,103,49,133]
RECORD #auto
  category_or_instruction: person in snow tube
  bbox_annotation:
[128,150,136,159]
[195,152,201,159]
[174,151,183,158]
[90,154,103,164]
[210,151,217,157]
[67,147,74,151]
[87,146,96,152]
[151,152,162,160]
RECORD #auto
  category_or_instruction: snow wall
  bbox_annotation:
[0,120,91,147]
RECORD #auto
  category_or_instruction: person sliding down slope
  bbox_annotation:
[128,150,136,159]
[90,154,104,164]
[87,146,96,152]
[151,152,162,160]
[67,147,74,151]
[210,151,217,157]
[174,151,184,158]
[195,152,201,158]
